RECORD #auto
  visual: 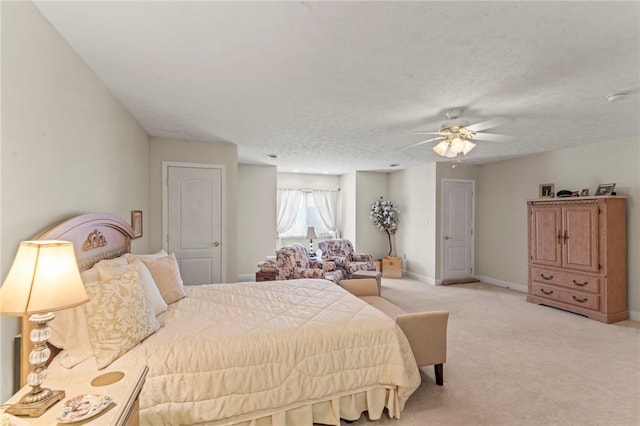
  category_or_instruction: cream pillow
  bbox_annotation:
[140,253,186,304]
[48,256,139,368]
[96,260,168,316]
[83,267,160,369]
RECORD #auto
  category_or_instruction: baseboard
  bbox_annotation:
[402,271,438,286]
[236,274,256,282]
[475,276,639,322]
[473,275,528,293]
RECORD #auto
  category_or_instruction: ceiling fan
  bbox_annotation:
[397,108,515,158]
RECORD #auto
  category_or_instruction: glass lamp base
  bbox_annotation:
[6,388,65,417]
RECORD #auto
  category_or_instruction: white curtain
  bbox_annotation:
[312,189,341,238]
[276,189,302,247]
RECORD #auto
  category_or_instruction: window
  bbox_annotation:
[280,192,332,238]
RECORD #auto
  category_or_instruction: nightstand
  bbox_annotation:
[256,270,277,281]
[2,365,148,425]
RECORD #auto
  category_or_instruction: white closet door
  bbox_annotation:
[167,165,224,284]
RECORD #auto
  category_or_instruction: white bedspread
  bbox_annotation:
[50,279,421,425]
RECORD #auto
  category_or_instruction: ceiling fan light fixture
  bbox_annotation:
[450,136,466,154]
[433,140,450,157]
[462,141,476,155]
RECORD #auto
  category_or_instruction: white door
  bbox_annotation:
[165,163,225,285]
[442,180,474,281]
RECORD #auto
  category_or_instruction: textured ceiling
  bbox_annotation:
[34,1,640,175]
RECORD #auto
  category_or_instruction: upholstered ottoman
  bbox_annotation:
[351,270,382,294]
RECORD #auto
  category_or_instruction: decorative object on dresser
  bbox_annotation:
[526,196,627,323]
[595,183,616,196]
[539,183,554,198]
[0,241,89,416]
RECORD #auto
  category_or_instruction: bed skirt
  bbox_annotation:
[167,385,400,426]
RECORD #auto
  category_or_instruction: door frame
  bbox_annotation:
[162,161,227,282]
[440,178,476,283]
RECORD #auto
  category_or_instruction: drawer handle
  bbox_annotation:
[572,279,588,287]
[572,295,588,303]
[540,273,553,280]
[540,288,554,295]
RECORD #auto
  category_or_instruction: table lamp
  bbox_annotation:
[306,227,318,255]
[0,240,89,417]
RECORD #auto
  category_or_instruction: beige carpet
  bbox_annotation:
[343,277,640,426]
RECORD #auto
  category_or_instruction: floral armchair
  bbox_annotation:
[276,244,343,284]
[317,239,376,278]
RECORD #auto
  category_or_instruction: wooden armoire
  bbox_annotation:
[527,196,628,323]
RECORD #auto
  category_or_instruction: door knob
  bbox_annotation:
[211,241,220,247]
[444,235,450,240]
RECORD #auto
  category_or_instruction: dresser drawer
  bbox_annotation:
[532,283,600,311]
[531,268,600,293]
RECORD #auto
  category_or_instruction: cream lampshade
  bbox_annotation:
[0,240,89,417]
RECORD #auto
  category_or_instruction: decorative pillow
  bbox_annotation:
[83,267,160,369]
[139,253,186,304]
[96,260,168,316]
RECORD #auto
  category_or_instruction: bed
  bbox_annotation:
[26,213,421,425]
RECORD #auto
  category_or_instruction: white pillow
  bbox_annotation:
[139,253,186,304]
[83,266,160,369]
[48,306,94,368]
[96,260,168,316]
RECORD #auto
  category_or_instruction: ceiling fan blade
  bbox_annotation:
[409,131,445,135]
[466,116,515,132]
[472,133,514,142]
[395,136,445,150]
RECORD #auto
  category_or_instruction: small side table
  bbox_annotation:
[382,257,402,279]
[2,365,148,426]
[256,270,277,281]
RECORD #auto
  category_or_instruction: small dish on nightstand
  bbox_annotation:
[57,394,113,423]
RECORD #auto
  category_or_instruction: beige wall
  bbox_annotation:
[149,137,238,282]
[238,165,277,279]
[339,172,356,241]
[277,173,340,190]
[476,137,639,317]
[0,2,150,400]
[389,163,438,281]
[355,172,390,258]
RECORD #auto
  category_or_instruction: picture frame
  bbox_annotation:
[595,183,616,196]
[131,210,143,238]
[539,183,554,198]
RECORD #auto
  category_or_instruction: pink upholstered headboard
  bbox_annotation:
[34,212,136,271]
